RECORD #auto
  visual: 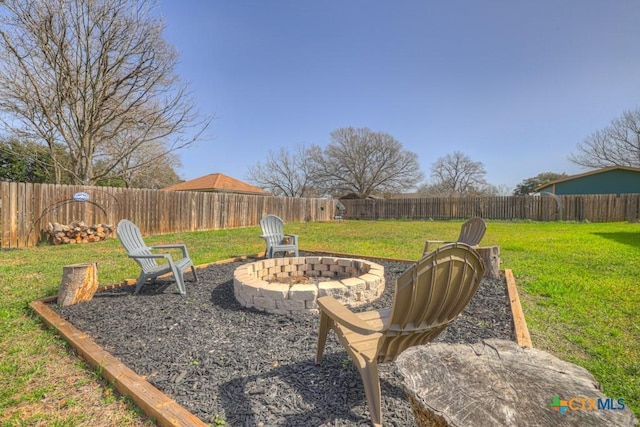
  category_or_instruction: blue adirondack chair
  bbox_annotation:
[259,214,299,258]
[117,219,197,295]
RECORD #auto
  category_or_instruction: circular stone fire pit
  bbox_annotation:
[233,256,385,316]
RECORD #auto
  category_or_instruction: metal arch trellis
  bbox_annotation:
[539,192,563,221]
[27,188,122,245]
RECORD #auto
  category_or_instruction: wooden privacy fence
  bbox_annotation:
[340,194,640,223]
[0,182,336,249]
[2,181,639,249]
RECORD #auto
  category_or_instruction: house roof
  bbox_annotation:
[534,166,640,191]
[162,173,269,195]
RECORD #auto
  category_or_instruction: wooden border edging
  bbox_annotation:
[28,255,255,427]
[504,268,533,348]
[29,252,533,427]
[30,298,208,427]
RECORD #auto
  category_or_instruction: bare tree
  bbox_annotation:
[569,109,640,169]
[0,0,210,185]
[311,127,424,198]
[422,151,489,196]
[247,145,320,197]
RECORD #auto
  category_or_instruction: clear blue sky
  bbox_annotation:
[156,1,640,192]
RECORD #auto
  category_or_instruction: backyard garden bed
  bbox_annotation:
[35,252,515,427]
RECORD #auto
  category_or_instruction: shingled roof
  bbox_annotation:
[163,173,269,195]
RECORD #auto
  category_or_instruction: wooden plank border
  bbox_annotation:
[29,251,533,426]
[30,297,208,427]
[29,256,254,427]
[504,268,533,348]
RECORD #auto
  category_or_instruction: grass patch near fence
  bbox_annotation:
[1,220,638,424]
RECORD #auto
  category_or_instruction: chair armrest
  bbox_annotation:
[316,296,381,335]
[423,239,453,254]
[129,252,174,262]
[150,244,189,258]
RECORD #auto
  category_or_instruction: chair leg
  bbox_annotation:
[134,274,147,294]
[190,265,198,282]
[358,361,383,427]
[169,264,186,295]
[315,311,332,364]
[176,273,186,295]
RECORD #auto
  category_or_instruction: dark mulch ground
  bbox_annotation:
[51,253,515,427]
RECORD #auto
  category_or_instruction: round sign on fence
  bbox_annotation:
[72,192,90,202]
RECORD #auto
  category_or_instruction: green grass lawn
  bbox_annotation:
[1,220,638,424]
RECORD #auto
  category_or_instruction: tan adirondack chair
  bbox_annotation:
[315,242,485,427]
[259,214,299,258]
[117,219,198,295]
[423,216,486,255]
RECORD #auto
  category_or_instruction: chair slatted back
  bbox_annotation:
[456,217,487,246]
[117,220,157,272]
[377,243,485,363]
[260,215,285,246]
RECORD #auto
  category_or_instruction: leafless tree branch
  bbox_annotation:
[0,0,211,185]
[569,109,640,169]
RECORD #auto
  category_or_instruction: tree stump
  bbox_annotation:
[57,263,99,307]
[395,339,638,427]
[475,245,500,279]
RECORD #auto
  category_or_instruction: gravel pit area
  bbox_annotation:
[51,253,515,426]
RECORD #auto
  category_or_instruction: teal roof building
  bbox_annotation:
[535,166,640,196]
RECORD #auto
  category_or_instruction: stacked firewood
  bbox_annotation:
[46,221,115,245]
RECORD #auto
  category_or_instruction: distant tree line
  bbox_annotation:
[247,127,505,198]
[248,127,425,198]
[249,105,640,199]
